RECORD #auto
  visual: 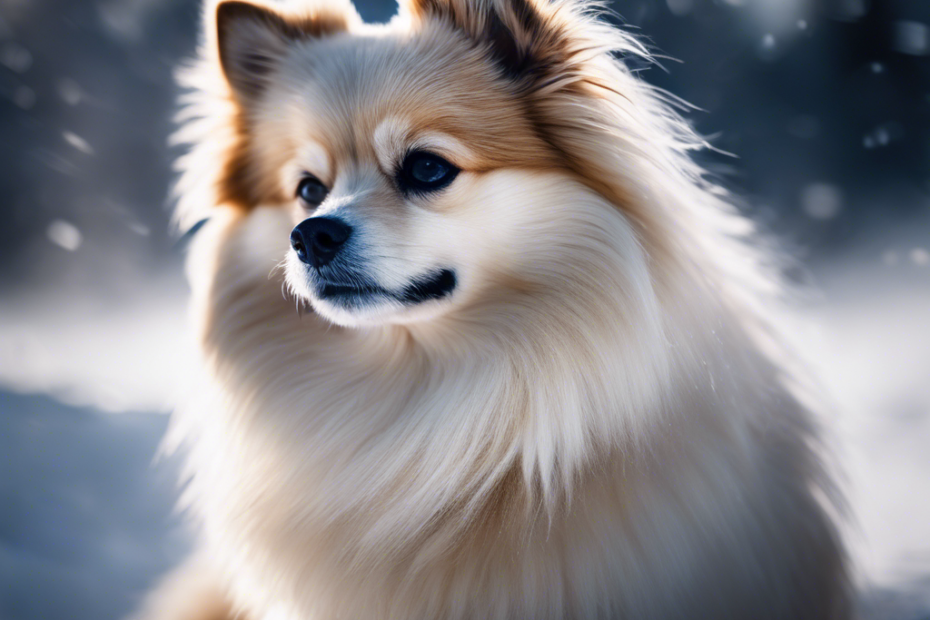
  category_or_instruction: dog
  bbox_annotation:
[136,0,851,618]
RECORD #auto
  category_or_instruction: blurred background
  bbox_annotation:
[0,0,928,618]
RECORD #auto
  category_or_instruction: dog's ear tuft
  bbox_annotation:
[402,0,569,83]
[215,0,349,100]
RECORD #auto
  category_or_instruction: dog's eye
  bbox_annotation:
[297,175,328,207]
[398,151,459,193]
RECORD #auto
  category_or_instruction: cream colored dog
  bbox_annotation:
[137,0,851,618]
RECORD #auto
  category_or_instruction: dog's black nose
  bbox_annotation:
[290,217,353,268]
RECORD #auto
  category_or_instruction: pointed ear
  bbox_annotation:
[215,1,292,98]
[214,0,350,100]
[401,0,574,83]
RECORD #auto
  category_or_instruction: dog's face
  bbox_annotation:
[213,0,615,327]
[265,33,558,328]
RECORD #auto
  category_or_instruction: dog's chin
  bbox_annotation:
[286,263,458,328]
[308,290,407,327]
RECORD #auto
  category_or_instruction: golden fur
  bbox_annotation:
[138,0,851,618]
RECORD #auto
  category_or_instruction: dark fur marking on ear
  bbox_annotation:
[485,10,531,80]
[488,0,559,84]
[408,0,549,81]
[508,0,542,35]
[486,0,546,81]
[239,52,276,77]
[216,1,310,42]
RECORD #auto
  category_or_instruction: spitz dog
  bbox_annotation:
[139,0,851,618]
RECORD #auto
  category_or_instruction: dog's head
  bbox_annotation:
[189,0,678,328]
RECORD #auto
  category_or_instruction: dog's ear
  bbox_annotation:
[401,0,575,83]
[214,0,351,100]
[215,1,292,99]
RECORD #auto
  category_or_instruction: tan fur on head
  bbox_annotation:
[150,0,853,618]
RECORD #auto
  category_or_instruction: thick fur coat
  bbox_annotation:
[137,0,851,618]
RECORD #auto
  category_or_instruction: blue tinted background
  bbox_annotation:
[1,1,929,618]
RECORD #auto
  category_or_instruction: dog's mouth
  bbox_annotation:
[399,268,457,304]
[314,269,457,306]
[318,281,386,300]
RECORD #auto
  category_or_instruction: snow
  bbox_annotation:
[793,235,930,591]
[0,392,189,620]
[0,280,192,414]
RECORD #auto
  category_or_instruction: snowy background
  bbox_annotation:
[1,0,929,618]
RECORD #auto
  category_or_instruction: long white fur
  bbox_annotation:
[143,0,852,618]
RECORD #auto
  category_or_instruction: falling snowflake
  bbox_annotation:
[666,0,694,17]
[61,131,94,155]
[831,0,869,22]
[893,21,929,56]
[47,220,83,252]
[910,248,930,267]
[800,183,843,220]
[863,123,902,149]
[62,131,94,155]
[128,223,151,237]
[0,41,32,73]
[58,79,83,106]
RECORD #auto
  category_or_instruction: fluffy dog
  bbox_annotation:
[138,0,851,618]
